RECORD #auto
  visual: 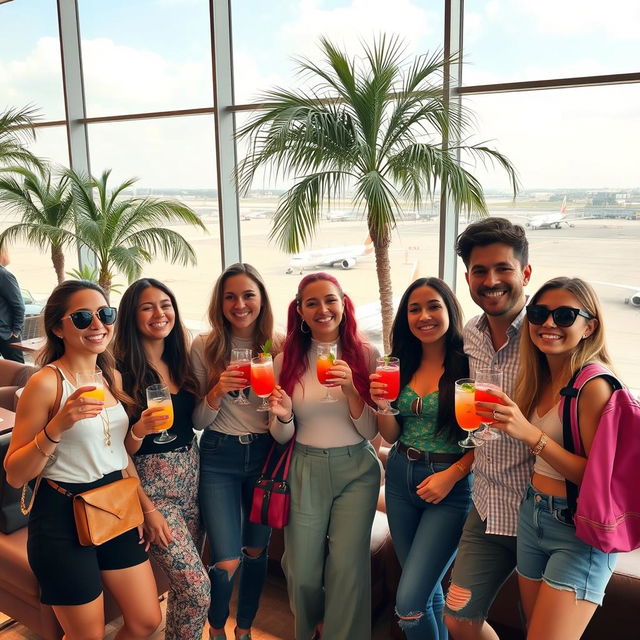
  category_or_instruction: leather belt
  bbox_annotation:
[397,441,463,463]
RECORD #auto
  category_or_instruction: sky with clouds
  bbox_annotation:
[0,0,638,190]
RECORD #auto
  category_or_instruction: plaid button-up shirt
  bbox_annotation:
[463,306,534,536]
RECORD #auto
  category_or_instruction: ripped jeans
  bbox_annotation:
[385,444,472,640]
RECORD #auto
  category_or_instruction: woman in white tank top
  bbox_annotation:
[4,280,162,640]
[474,277,617,640]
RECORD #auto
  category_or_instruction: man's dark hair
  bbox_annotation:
[456,217,529,268]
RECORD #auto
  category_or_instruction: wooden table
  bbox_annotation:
[0,407,15,435]
[12,337,45,353]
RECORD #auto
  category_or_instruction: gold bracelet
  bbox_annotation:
[454,461,469,475]
[143,507,157,515]
[34,433,56,463]
[530,431,549,456]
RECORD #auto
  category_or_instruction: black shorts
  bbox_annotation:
[27,471,148,606]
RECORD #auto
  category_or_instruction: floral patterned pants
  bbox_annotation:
[135,442,210,640]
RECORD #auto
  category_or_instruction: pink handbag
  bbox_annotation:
[561,363,640,553]
[249,438,295,529]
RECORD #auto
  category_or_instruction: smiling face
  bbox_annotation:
[406,285,449,346]
[135,286,175,343]
[55,288,114,354]
[297,279,344,342]
[222,273,263,337]
[465,242,531,319]
[528,287,596,359]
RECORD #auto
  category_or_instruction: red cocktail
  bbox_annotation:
[251,354,275,412]
[375,357,400,415]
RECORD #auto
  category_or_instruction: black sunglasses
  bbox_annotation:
[64,307,118,330]
[526,304,593,328]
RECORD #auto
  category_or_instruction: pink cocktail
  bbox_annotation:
[376,357,400,415]
[251,355,275,412]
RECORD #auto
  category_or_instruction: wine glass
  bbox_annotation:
[474,367,504,442]
[146,383,176,444]
[375,357,400,415]
[316,342,339,403]
[455,378,484,448]
[251,354,275,412]
[230,348,252,405]
[76,369,105,407]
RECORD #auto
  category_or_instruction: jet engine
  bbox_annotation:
[625,292,640,307]
[333,258,356,270]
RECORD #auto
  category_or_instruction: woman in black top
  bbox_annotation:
[114,278,210,640]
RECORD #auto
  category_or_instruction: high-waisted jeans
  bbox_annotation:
[385,444,472,640]
[199,430,273,629]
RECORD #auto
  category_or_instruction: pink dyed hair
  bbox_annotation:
[279,272,374,406]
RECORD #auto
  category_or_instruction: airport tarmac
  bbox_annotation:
[4,215,639,387]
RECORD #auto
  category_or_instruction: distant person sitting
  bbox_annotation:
[0,246,25,362]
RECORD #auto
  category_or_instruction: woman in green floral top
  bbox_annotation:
[370,277,473,640]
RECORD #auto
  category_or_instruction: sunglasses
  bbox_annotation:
[526,304,593,328]
[64,307,118,330]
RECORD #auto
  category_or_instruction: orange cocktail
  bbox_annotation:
[251,354,275,412]
[148,398,174,432]
[455,379,482,448]
[316,343,338,403]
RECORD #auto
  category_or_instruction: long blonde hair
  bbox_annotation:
[515,277,612,418]
[203,263,278,391]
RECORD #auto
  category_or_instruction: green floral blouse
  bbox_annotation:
[397,386,463,454]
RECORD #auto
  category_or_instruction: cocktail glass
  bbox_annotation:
[230,348,252,405]
[251,354,275,412]
[76,369,105,407]
[455,378,484,448]
[474,367,504,442]
[146,383,176,444]
[375,357,400,415]
[316,342,339,403]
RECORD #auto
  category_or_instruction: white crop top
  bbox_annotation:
[531,402,565,482]
[44,367,129,483]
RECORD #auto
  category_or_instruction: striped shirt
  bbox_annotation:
[463,306,534,536]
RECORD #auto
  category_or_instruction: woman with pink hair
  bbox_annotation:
[270,273,381,640]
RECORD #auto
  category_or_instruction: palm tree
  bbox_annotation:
[0,166,74,283]
[236,36,518,350]
[66,169,206,292]
[0,105,43,171]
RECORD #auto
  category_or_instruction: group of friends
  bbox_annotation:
[2,217,619,640]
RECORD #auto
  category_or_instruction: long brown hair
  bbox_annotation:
[203,263,278,390]
[514,277,612,418]
[37,280,128,404]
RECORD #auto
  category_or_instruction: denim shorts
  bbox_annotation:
[517,485,617,605]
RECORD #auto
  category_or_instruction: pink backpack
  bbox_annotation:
[560,363,640,553]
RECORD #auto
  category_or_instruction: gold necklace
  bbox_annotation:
[101,409,111,447]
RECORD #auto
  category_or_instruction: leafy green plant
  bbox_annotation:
[65,264,123,294]
[236,35,518,350]
[0,105,43,171]
[260,338,273,356]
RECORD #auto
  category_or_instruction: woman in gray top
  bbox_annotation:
[190,263,287,640]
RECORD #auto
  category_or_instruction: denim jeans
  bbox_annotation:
[385,444,472,640]
[199,430,273,629]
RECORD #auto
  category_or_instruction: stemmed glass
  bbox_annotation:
[230,348,252,405]
[146,383,176,444]
[473,367,504,442]
[251,354,275,412]
[455,378,484,448]
[316,342,339,403]
[375,357,400,415]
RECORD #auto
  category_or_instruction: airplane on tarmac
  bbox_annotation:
[591,281,640,307]
[285,236,374,274]
[527,197,571,229]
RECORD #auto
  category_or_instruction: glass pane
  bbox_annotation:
[87,115,219,330]
[0,0,65,120]
[29,125,70,169]
[78,0,213,116]
[455,84,640,388]
[463,0,640,84]
[231,0,445,105]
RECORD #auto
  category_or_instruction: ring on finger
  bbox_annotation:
[493,409,500,420]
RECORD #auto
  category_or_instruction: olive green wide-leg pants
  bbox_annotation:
[282,440,381,640]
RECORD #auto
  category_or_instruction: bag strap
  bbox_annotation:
[260,437,296,482]
[20,366,64,515]
[559,363,622,514]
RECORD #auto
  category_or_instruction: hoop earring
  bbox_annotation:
[300,319,310,334]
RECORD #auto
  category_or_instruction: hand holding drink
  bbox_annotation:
[146,383,176,444]
[375,356,400,415]
[229,347,252,405]
[316,342,339,403]
[76,369,105,403]
[251,353,275,412]
[474,367,505,441]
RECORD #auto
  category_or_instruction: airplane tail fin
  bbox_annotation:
[560,196,567,216]
[364,235,374,256]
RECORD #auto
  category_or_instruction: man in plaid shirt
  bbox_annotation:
[444,218,533,639]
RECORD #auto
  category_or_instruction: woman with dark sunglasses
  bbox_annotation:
[474,277,617,640]
[114,278,210,640]
[4,280,162,639]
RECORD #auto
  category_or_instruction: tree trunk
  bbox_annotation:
[98,266,111,294]
[51,244,65,284]
[371,226,393,354]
